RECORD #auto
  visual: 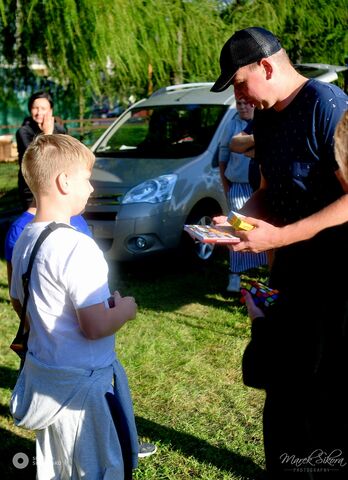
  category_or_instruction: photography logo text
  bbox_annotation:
[280,449,347,473]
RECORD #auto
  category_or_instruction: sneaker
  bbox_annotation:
[138,442,157,458]
[227,273,241,293]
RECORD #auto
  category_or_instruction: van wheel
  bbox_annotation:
[181,207,221,263]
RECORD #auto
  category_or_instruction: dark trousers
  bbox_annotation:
[263,385,348,479]
[263,225,348,479]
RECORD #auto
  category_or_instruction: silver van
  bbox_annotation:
[84,65,347,262]
[84,83,235,262]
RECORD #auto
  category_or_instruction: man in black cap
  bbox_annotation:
[212,27,348,479]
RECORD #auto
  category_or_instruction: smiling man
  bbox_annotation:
[212,27,348,480]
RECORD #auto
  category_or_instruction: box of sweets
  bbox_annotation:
[227,211,254,231]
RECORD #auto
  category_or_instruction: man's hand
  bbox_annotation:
[231,216,284,253]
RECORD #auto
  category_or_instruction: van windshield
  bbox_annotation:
[95,104,228,158]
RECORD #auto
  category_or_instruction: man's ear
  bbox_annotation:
[56,172,69,194]
[260,58,273,80]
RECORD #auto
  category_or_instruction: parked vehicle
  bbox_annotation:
[84,64,347,263]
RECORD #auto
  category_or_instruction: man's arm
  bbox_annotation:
[233,192,348,253]
[230,131,255,154]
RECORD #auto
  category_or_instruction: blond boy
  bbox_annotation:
[334,110,348,183]
[10,134,138,479]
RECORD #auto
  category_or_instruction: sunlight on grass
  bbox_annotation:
[0,256,266,479]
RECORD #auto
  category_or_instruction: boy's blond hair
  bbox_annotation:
[22,134,95,195]
[334,110,348,182]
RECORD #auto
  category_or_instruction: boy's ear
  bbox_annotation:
[56,172,69,194]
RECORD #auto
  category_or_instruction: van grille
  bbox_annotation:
[88,194,123,206]
[83,211,117,221]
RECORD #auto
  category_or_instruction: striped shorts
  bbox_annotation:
[227,183,267,273]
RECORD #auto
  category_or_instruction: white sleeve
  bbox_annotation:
[65,237,111,309]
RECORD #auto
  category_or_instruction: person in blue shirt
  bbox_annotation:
[219,98,267,292]
[5,199,92,290]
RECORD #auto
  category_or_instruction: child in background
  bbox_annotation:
[10,134,138,479]
[334,110,348,183]
[4,198,91,291]
[219,98,267,292]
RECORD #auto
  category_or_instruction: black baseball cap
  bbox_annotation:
[211,27,282,93]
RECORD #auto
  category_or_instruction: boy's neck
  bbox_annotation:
[34,201,72,224]
[34,213,71,224]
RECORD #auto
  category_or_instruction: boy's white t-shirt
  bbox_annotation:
[10,222,116,369]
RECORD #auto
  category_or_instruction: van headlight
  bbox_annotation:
[122,174,177,204]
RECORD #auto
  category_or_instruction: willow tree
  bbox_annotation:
[276,0,348,65]
[0,0,227,113]
[2,0,345,118]
[220,0,348,65]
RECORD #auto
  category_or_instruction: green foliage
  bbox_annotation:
[220,0,348,65]
[0,0,346,112]
[280,0,348,64]
[0,0,5,24]
[221,0,284,34]
[0,0,227,102]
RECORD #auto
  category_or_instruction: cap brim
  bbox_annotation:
[210,71,235,93]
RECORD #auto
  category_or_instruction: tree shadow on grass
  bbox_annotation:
[110,255,250,318]
[0,365,19,391]
[0,188,21,215]
[0,418,265,480]
[0,364,264,479]
[136,416,266,480]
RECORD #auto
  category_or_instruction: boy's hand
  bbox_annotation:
[113,291,137,321]
[241,289,265,322]
[109,290,137,320]
[78,291,137,339]
[109,290,121,307]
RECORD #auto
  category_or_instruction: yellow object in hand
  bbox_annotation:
[227,211,254,231]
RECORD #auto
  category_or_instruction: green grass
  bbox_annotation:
[0,256,267,480]
[0,161,21,215]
